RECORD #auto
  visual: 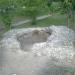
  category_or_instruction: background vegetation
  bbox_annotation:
[0,0,75,30]
[0,0,75,36]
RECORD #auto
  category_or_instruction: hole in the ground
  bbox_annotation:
[17,29,50,51]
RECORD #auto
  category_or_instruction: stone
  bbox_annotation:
[0,26,75,75]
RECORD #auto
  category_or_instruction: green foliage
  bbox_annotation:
[16,0,47,25]
[62,0,72,12]
[1,14,12,30]
[49,2,61,13]
[0,0,16,30]
[47,0,75,13]
[0,0,74,29]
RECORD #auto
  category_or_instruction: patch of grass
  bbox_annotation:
[16,13,68,28]
[37,14,68,26]
[16,13,75,30]
[0,13,75,38]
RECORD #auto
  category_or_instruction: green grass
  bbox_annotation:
[0,13,75,39]
[16,13,75,30]
[37,13,68,26]
[16,13,75,28]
